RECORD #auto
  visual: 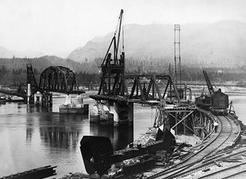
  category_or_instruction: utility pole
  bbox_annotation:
[174,24,181,87]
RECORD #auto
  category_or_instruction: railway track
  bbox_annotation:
[205,115,240,158]
[202,115,234,158]
[223,169,246,179]
[146,114,241,179]
[199,161,246,179]
[176,148,246,179]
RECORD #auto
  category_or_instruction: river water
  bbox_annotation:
[0,89,245,177]
[0,93,155,177]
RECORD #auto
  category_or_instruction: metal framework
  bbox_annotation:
[203,70,214,95]
[125,74,180,103]
[92,10,181,105]
[92,74,181,104]
[27,64,39,95]
[98,9,125,97]
[39,66,78,94]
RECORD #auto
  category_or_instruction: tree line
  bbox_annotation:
[0,57,246,87]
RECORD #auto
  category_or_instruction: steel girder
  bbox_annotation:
[124,74,180,103]
[39,66,76,94]
[26,64,39,94]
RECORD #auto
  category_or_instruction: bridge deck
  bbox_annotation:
[90,94,162,105]
[90,94,194,107]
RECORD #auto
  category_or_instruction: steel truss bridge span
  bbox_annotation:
[38,66,83,94]
[91,74,181,104]
[0,65,84,100]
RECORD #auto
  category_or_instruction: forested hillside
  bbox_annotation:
[0,55,245,87]
[0,56,100,86]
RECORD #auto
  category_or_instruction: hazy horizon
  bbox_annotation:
[0,0,245,58]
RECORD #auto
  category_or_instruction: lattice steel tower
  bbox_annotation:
[174,24,181,87]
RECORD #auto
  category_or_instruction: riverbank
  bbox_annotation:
[59,112,244,179]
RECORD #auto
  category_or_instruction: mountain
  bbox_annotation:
[0,46,46,58]
[0,55,99,74]
[68,21,246,68]
[41,55,98,73]
[0,55,101,85]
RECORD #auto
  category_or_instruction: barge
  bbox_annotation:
[59,103,89,115]
[59,95,88,115]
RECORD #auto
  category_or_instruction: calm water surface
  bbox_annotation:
[0,90,245,177]
[0,95,155,177]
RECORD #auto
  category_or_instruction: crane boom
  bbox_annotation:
[203,70,214,95]
[98,9,125,96]
[115,9,124,61]
[101,9,124,66]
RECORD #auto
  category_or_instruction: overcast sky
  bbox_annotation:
[0,0,245,57]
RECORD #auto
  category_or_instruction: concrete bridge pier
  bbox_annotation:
[41,92,52,108]
[114,101,133,125]
[34,91,42,105]
[26,82,52,108]
[91,100,134,126]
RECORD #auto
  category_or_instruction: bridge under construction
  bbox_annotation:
[0,9,245,179]
[79,9,245,179]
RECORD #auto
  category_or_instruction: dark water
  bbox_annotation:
[0,90,245,178]
[0,95,155,177]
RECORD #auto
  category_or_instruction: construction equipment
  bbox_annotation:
[80,130,175,176]
[98,9,125,96]
[203,70,214,95]
[196,70,229,115]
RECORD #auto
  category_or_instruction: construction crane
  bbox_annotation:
[196,70,229,115]
[203,70,214,95]
[101,9,124,66]
[98,9,125,96]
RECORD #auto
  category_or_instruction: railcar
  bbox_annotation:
[195,89,229,115]
[210,89,229,115]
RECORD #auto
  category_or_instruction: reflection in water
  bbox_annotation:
[38,113,86,150]
[5,101,132,177]
[1,93,246,177]
[89,123,133,150]
[40,126,80,150]
[26,104,52,113]
[36,111,133,151]
[26,118,33,143]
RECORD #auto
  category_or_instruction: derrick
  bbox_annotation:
[98,9,125,96]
